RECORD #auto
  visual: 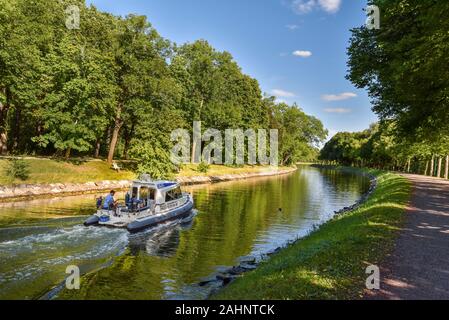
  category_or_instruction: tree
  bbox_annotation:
[347,0,449,140]
[271,101,327,166]
[0,0,328,177]
[106,14,171,164]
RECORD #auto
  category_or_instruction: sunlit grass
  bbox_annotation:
[0,158,293,186]
[0,158,135,185]
[177,164,293,177]
[212,170,411,300]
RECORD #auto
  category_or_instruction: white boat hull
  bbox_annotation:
[84,195,194,233]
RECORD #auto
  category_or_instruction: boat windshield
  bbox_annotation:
[165,186,183,202]
[138,187,156,200]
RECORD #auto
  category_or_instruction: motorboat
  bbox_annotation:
[84,176,194,233]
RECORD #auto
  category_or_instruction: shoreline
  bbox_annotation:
[200,166,377,297]
[0,167,297,203]
[211,167,411,300]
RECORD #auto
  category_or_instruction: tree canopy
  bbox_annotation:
[338,0,449,177]
[347,0,449,140]
[0,0,327,178]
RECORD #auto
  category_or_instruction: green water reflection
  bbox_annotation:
[0,166,369,299]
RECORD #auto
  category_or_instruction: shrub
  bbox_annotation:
[197,161,210,174]
[4,158,31,181]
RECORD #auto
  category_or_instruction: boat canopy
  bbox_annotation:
[131,180,179,191]
[129,180,182,205]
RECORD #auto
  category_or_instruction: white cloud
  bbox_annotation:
[291,0,342,15]
[292,0,315,14]
[321,92,357,101]
[271,89,296,98]
[286,24,299,30]
[324,108,351,114]
[293,50,312,58]
[318,0,342,13]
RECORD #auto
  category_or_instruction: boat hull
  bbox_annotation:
[127,199,194,233]
[84,215,100,226]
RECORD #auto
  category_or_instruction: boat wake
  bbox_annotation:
[0,210,198,299]
[0,225,128,292]
[127,210,198,257]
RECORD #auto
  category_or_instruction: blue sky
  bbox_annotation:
[87,0,378,137]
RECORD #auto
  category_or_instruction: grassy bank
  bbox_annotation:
[212,170,411,300]
[177,164,291,177]
[0,158,136,185]
[0,157,291,186]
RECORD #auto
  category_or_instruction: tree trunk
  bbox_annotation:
[122,142,129,160]
[11,106,21,152]
[107,104,123,164]
[65,147,71,159]
[108,125,121,164]
[283,154,291,166]
[0,87,11,155]
[430,155,435,176]
[94,139,101,158]
[122,122,135,160]
[424,160,429,176]
[437,157,443,178]
[191,99,204,164]
[445,155,449,180]
[407,158,411,173]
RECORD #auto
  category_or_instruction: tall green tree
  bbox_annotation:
[106,14,171,164]
[347,0,449,139]
[271,101,327,165]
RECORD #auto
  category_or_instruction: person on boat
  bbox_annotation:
[96,196,103,209]
[130,192,141,211]
[103,190,118,210]
[125,192,131,209]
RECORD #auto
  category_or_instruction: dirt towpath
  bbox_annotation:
[368,174,449,300]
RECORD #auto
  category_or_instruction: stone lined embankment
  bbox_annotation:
[0,167,297,202]
[176,167,297,185]
[0,180,132,202]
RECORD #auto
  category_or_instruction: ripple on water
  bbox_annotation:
[0,225,128,291]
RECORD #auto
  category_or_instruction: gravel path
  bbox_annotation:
[368,174,449,300]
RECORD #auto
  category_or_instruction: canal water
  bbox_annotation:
[0,165,370,300]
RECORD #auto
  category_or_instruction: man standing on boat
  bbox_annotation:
[103,190,118,211]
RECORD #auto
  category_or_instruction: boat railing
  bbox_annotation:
[157,195,189,212]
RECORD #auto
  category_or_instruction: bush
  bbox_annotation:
[197,162,210,174]
[130,141,176,180]
[4,158,31,181]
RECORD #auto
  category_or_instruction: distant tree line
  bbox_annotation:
[0,0,327,178]
[321,0,449,179]
[320,122,449,178]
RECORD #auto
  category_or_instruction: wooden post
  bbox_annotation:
[424,160,429,176]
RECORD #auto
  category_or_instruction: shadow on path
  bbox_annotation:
[368,174,449,300]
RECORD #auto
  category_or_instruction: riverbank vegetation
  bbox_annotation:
[213,170,411,299]
[0,0,326,180]
[320,1,449,178]
[0,157,292,186]
[177,164,292,178]
[0,158,135,185]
